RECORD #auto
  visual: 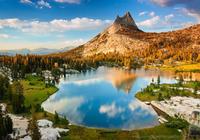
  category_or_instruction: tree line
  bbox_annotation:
[0,74,26,139]
[0,75,25,114]
[0,75,13,139]
[0,110,13,140]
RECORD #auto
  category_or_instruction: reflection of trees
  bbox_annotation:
[106,69,137,94]
[176,72,200,81]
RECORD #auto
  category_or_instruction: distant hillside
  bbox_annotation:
[0,47,73,56]
[53,12,200,66]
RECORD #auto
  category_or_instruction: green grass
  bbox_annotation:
[60,124,183,140]
[136,82,200,102]
[21,75,58,108]
[19,74,68,127]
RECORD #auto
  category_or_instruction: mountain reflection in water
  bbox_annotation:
[106,68,137,94]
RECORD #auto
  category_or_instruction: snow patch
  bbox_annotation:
[37,119,69,140]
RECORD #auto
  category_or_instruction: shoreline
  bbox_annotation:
[1,69,187,139]
[40,66,199,131]
[34,65,200,132]
[41,86,160,132]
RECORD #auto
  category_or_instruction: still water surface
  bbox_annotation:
[42,67,177,130]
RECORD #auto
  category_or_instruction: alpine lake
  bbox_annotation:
[42,67,181,130]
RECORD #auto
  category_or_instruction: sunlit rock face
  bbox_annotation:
[70,12,148,57]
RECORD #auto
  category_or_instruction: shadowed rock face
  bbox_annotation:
[107,12,140,34]
[114,12,138,28]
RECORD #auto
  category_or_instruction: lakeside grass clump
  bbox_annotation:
[136,81,200,102]
[165,117,189,130]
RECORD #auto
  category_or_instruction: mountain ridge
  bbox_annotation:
[51,12,200,65]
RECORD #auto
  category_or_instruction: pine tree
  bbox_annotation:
[30,116,41,140]
[4,115,13,134]
[0,75,9,100]
[194,81,199,95]
[54,111,60,124]
[158,93,163,101]
[157,75,160,86]
[0,112,13,139]
[0,114,6,139]
[63,65,66,78]
[11,81,25,114]
[178,75,184,86]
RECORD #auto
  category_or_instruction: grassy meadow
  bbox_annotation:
[61,124,184,140]
[21,75,58,108]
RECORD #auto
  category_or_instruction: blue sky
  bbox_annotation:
[0,0,199,50]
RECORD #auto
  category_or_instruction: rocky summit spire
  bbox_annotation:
[114,12,138,28]
[107,12,140,34]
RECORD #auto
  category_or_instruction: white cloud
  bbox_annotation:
[150,0,200,22]
[20,0,81,8]
[181,8,200,22]
[139,11,148,16]
[137,13,189,31]
[63,78,103,86]
[20,0,33,4]
[138,11,155,17]
[0,18,112,34]
[149,11,155,17]
[137,16,160,27]
[99,102,124,118]
[42,96,85,124]
[20,0,52,9]
[165,14,174,21]
[37,0,52,9]
[0,34,10,39]
[54,0,81,4]
[128,100,157,116]
[150,0,170,7]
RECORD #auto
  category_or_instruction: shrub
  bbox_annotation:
[54,111,60,124]
[29,82,35,86]
[165,118,189,129]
